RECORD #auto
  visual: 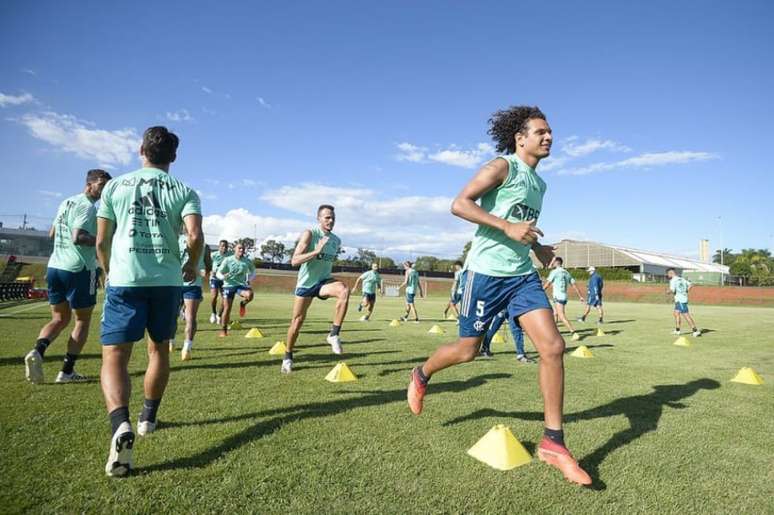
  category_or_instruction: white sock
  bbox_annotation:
[183,340,193,349]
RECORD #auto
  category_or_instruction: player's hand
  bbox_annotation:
[532,243,556,267]
[314,236,330,254]
[505,219,543,245]
[182,263,197,283]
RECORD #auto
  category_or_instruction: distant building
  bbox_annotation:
[0,227,52,262]
[535,239,730,283]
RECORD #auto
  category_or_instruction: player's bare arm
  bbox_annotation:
[96,217,114,276]
[183,214,204,283]
[72,228,96,247]
[291,230,327,267]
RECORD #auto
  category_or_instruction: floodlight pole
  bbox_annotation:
[717,216,723,287]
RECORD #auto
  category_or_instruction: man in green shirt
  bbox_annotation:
[96,126,203,477]
[282,204,348,374]
[543,257,584,340]
[667,268,701,336]
[216,243,256,337]
[173,230,212,360]
[354,263,383,321]
[406,106,591,486]
[443,261,464,320]
[24,169,111,385]
[399,261,424,322]
[208,239,232,325]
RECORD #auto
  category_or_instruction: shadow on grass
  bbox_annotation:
[0,353,103,367]
[137,373,510,475]
[442,378,721,490]
[564,344,615,354]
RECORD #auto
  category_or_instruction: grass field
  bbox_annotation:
[1,294,773,514]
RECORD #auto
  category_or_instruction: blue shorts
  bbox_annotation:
[457,271,551,338]
[674,302,689,313]
[223,285,251,299]
[451,292,462,305]
[209,277,224,290]
[182,285,203,301]
[553,298,568,306]
[295,278,334,299]
[406,292,416,304]
[47,267,99,309]
[101,286,182,344]
[588,296,603,307]
[363,292,376,303]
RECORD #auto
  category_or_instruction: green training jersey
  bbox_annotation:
[48,193,98,272]
[464,154,546,277]
[546,267,575,301]
[179,234,206,287]
[217,255,255,288]
[452,270,462,294]
[670,276,691,303]
[97,168,201,287]
[296,227,341,289]
[359,270,382,295]
[406,268,420,294]
[211,249,233,274]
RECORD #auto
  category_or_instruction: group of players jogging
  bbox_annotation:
[21,106,701,485]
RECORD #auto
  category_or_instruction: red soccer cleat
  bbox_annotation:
[407,367,427,415]
[537,436,592,486]
[239,302,246,318]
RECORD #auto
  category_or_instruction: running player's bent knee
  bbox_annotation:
[459,344,480,363]
[541,336,565,360]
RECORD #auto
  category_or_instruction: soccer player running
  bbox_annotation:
[282,204,348,374]
[399,261,423,322]
[354,262,383,321]
[479,309,534,363]
[176,229,212,360]
[406,106,591,486]
[96,126,202,477]
[216,243,255,337]
[24,169,111,384]
[208,239,232,324]
[443,261,464,320]
[667,268,701,336]
[543,257,584,340]
[578,266,604,324]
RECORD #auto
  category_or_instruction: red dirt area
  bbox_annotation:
[581,282,774,307]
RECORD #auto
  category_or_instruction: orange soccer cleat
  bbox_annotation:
[407,367,427,415]
[537,437,592,486]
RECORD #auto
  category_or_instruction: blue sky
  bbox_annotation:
[2,0,773,259]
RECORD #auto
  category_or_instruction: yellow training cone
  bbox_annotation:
[389,319,401,327]
[325,362,358,383]
[230,320,243,330]
[596,327,606,337]
[491,332,506,344]
[268,341,287,355]
[446,314,458,321]
[467,424,532,471]
[428,324,445,335]
[570,345,594,358]
[730,367,764,385]
[571,332,581,341]
[245,328,265,338]
[673,336,691,347]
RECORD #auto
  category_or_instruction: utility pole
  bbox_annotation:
[22,214,28,230]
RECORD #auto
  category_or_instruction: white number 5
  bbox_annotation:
[476,300,485,317]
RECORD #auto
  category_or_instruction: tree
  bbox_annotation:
[712,248,735,266]
[415,255,439,271]
[375,256,397,269]
[232,237,255,254]
[260,239,286,263]
[460,241,472,263]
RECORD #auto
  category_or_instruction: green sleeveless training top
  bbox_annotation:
[296,227,341,289]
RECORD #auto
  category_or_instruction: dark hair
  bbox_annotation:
[487,106,546,154]
[454,260,463,266]
[666,267,676,273]
[86,169,111,183]
[141,126,179,165]
[219,239,229,246]
[317,204,335,215]
[404,260,413,267]
[554,256,563,265]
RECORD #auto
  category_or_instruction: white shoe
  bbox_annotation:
[281,358,293,374]
[137,418,157,436]
[55,370,87,383]
[169,340,175,352]
[672,330,681,335]
[327,334,343,355]
[209,313,217,324]
[692,330,701,337]
[181,342,192,361]
[105,421,134,477]
[216,315,222,325]
[24,349,44,384]
[359,315,368,322]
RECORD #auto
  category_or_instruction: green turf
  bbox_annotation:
[1,295,772,514]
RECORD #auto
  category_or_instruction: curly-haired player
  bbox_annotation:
[406,106,592,486]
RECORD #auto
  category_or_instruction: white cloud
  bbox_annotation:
[19,112,140,165]
[202,106,216,115]
[561,138,631,157]
[166,109,194,122]
[201,86,213,94]
[428,143,495,169]
[37,190,62,198]
[203,208,308,246]
[0,92,36,107]
[395,142,427,163]
[22,69,36,76]
[241,178,262,187]
[257,97,271,109]
[195,189,218,201]
[557,151,718,176]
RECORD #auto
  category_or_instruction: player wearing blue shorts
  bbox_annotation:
[479,309,533,363]
[96,126,203,477]
[578,266,604,324]
[24,169,111,384]
[216,243,255,337]
[543,257,584,340]
[443,261,464,320]
[354,263,383,321]
[208,239,232,324]
[172,230,211,360]
[667,268,701,336]
[283,205,348,374]
[399,261,423,322]
[406,106,591,485]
